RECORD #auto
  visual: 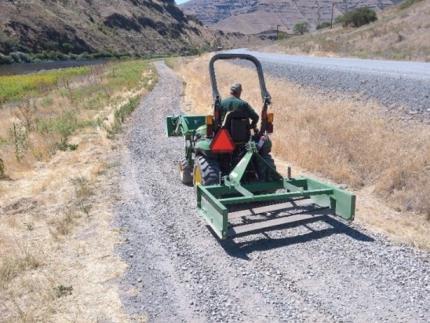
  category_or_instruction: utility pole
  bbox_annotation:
[330,2,335,29]
[276,24,281,40]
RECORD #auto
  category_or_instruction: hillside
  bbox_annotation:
[0,0,219,59]
[267,0,430,61]
[181,0,402,34]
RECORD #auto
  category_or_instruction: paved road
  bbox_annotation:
[115,62,430,322]
[226,49,430,116]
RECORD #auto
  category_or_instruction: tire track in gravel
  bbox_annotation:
[116,62,430,322]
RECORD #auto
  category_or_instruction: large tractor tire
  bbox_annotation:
[179,158,193,186]
[193,155,220,186]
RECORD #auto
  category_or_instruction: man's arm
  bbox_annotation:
[219,99,228,124]
[246,103,260,128]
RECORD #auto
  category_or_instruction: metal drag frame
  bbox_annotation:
[196,142,356,240]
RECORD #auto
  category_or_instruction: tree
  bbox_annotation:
[294,22,309,35]
[316,22,331,30]
[336,7,377,28]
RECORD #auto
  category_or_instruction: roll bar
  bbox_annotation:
[209,53,271,127]
[209,53,271,105]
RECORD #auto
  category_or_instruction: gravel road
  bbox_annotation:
[227,49,430,119]
[115,62,430,322]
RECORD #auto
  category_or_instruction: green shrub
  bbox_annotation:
[36,111,93,149]
[0,158,5,178]
[33,51,57,61]
[34,51,73,61]
[32,52,47,60]
[316,22,331,30]
[61,43,74,52]
[93,52,114,59]
[56,53,70,61]
[68,53,78,60]
[0,53,14,65]
[12,123,29,161]
[10,51,33,63]
[107,97,140,137]
[54,285,73,298]
[54,112,79,142]
[77,52,91,60]
[336,7,377,28]
[294,22,309,35]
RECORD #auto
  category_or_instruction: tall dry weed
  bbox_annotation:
[0,247,41,288]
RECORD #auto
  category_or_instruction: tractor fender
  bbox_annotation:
[195,139,212,155]
[195,125,207,138]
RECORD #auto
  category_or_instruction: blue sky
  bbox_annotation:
[176,0,189,4]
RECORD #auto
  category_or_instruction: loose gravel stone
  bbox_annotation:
[115,61,430,322]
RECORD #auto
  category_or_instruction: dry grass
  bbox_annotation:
[266,0,430,61]
[0,60,156,179]
[0,131,130,321]
[175,55,430,248]
[0,250,41,287]
[0,60,157,321]
[48,177,95,238]
[49,209,80,238]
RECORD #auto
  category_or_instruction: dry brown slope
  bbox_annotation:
[0,0,207,56]
[182,0,402,34]
[268,0,430,61]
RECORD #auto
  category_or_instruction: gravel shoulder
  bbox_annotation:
[115,62,430,322]
[228,49,430,119]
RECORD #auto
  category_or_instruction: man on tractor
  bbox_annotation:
[166,53,356,239]
[220,83,275,182]
[220,83,259,135]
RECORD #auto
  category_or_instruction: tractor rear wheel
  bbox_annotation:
[179,158,193,186]
[193,155,220,186]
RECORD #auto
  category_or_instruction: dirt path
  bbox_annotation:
[115,62,429,322]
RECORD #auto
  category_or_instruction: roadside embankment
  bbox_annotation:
[229,49,430,119]
[0,60,156,177]
[173,55,430,249]
[0,60,157,321]
[263,0,430,62]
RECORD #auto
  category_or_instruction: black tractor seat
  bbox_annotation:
[222,110,251,144]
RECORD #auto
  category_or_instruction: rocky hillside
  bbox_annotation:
[181,0,402,34]
[0,0,214,58]
[269,0,430,61]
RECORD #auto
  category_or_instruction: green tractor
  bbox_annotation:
[167,53,355,239]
